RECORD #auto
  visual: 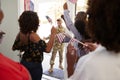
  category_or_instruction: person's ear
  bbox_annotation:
[0,10,4,23]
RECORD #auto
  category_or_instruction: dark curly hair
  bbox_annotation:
[18,11,39,34]
[75,11,87,21]
[87,0,120,52]
[75,20,90,40]
[74,11,91,40]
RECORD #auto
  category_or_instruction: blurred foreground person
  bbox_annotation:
[0,5,31,80]
[68,0,120,80]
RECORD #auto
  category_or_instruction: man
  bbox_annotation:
[49,18,65,72]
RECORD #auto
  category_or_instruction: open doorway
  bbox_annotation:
[37,0,66,39]
[37,0,66,80]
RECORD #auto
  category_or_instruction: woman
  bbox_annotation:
[12,11,56,80]
[63,2,95,78]
[68,0,120,80]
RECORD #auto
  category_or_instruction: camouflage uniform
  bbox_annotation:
[49,26,65,70]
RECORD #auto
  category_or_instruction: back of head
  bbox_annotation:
[57,18,62,22]
[87,0,120,52]
[57,18,62,26]
[75,11,90,40]
[75,11,87,21]
[18,11,39,34]
[75,20,90,40]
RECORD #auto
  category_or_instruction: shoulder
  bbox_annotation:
[76,45,106,69]
[62,26,65,29]
[0,53,30,79]
[30,32,40,43]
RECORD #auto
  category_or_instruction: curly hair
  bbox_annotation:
[74,11,90,40]
[75,11,87,21]
[75,20,90,40]
[18,11,39,34]
[87,0,120,52]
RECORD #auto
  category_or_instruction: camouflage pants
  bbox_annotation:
[50,44,64,65]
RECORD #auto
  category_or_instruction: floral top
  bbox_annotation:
[22,40,46,63]
[12,36,47,63]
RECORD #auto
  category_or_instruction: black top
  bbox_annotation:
[12,34,47,63]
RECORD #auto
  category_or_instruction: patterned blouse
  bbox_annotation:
[12,36,47,63]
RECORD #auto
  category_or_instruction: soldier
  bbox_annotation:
[48,18,65,72]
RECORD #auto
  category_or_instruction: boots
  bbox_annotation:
[48,64,53,73]
[59,63,63,70]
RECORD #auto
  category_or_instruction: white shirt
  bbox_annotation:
[68,45,120,80]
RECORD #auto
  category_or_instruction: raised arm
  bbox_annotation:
[45,27,57,53]
[63,2,82,40]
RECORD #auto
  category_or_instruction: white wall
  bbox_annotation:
[19,0,24,16]
[0,0,23,61]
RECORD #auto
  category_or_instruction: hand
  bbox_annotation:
[63,2,68,10]
[61,15,65,21]
[84,42,98,52]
